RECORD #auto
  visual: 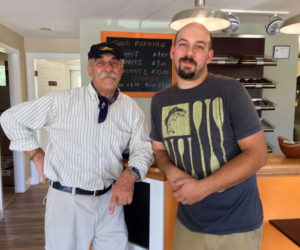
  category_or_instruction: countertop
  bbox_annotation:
[141,153,300,181]
[257,153,300,177]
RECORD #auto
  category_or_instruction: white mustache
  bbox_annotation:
[99,72,118,80]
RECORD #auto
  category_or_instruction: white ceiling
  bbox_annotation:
[0,0,300,38]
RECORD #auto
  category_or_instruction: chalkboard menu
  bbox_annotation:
[102,31,175,97]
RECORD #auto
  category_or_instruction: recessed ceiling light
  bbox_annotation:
[39,27,54,31]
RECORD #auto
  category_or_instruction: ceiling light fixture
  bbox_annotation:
[280,14,300,34]
[265,15,283,36]
[169,0,230,31]
[222,13,240,34]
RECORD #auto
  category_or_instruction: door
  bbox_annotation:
[35,59,81,152]
[70,70,81,89]
[36,59,70,97]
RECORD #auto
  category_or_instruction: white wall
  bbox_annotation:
[79,19,299,153]
[263,34,298,151]
[24,37,80,54]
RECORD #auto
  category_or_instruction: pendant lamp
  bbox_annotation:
[169,0,230,31]
[280,14,300,34]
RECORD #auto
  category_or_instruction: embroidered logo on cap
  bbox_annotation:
[100,46,114,51]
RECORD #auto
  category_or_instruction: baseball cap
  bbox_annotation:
[88,42,124,60]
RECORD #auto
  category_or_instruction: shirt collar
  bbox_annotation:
[87,82,98,101]
[88,81,120,104]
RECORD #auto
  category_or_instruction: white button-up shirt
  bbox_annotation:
[0,83,154,190]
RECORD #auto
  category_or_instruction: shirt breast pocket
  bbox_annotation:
[108,120,132,153]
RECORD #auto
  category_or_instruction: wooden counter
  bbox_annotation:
[126,154,300,250]
[144,153,300,181]
[257,153,300,177]
[145,166,165,181]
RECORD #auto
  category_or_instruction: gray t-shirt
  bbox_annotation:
[150,73,263,234]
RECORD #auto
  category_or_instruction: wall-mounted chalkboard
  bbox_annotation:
[101,31,175,97]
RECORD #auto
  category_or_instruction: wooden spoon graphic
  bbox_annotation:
[178,138,187,172]
[170,138,178,166]
[212,97,227,163]
[205,99,220,174]
[187,137,198,178]
[192,101,207,177]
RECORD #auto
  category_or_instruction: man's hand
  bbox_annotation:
[109,169,136,214]
[26,148,47,184]
[34,153,47,184]
[152,140,207,205]
[165,166,191,191]
[172,178,209,205]
[165,165,209,205]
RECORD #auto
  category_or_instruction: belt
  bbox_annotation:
[50,181,112,196]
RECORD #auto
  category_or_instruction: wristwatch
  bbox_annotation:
[127,166,141,181]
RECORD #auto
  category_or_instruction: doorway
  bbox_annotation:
[34,58,81,153]
[0,42,23,219]
[26,53,80,185]
[0,51,80,219]
[0,52,16,214]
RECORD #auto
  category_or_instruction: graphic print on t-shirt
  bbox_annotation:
[212,97,227,164]
[162,98,227,179]
[162,103,190,138]
[192,101,206,177]
[205,99,220,173]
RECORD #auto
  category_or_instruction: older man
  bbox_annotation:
[0,42,153,250]
[151,23,267,250]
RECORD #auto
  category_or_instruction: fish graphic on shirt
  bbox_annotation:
[165,107,186,134]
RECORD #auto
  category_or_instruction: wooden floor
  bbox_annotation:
[0,184,48,250]
[3,186,17,209]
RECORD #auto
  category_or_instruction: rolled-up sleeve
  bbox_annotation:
[0,94,57,151]
[128,103,154,180]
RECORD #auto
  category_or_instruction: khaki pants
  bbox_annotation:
[173,218,263,250]
[45,186,128,250]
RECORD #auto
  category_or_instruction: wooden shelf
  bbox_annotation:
[240,58,277,66]
[210,56,239,65]
[253,99,275,111]
[232,55,277,66]
[210,56,277,66]
[238,77,276,89]
[261,119,275,132]
[267,144,273,153]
